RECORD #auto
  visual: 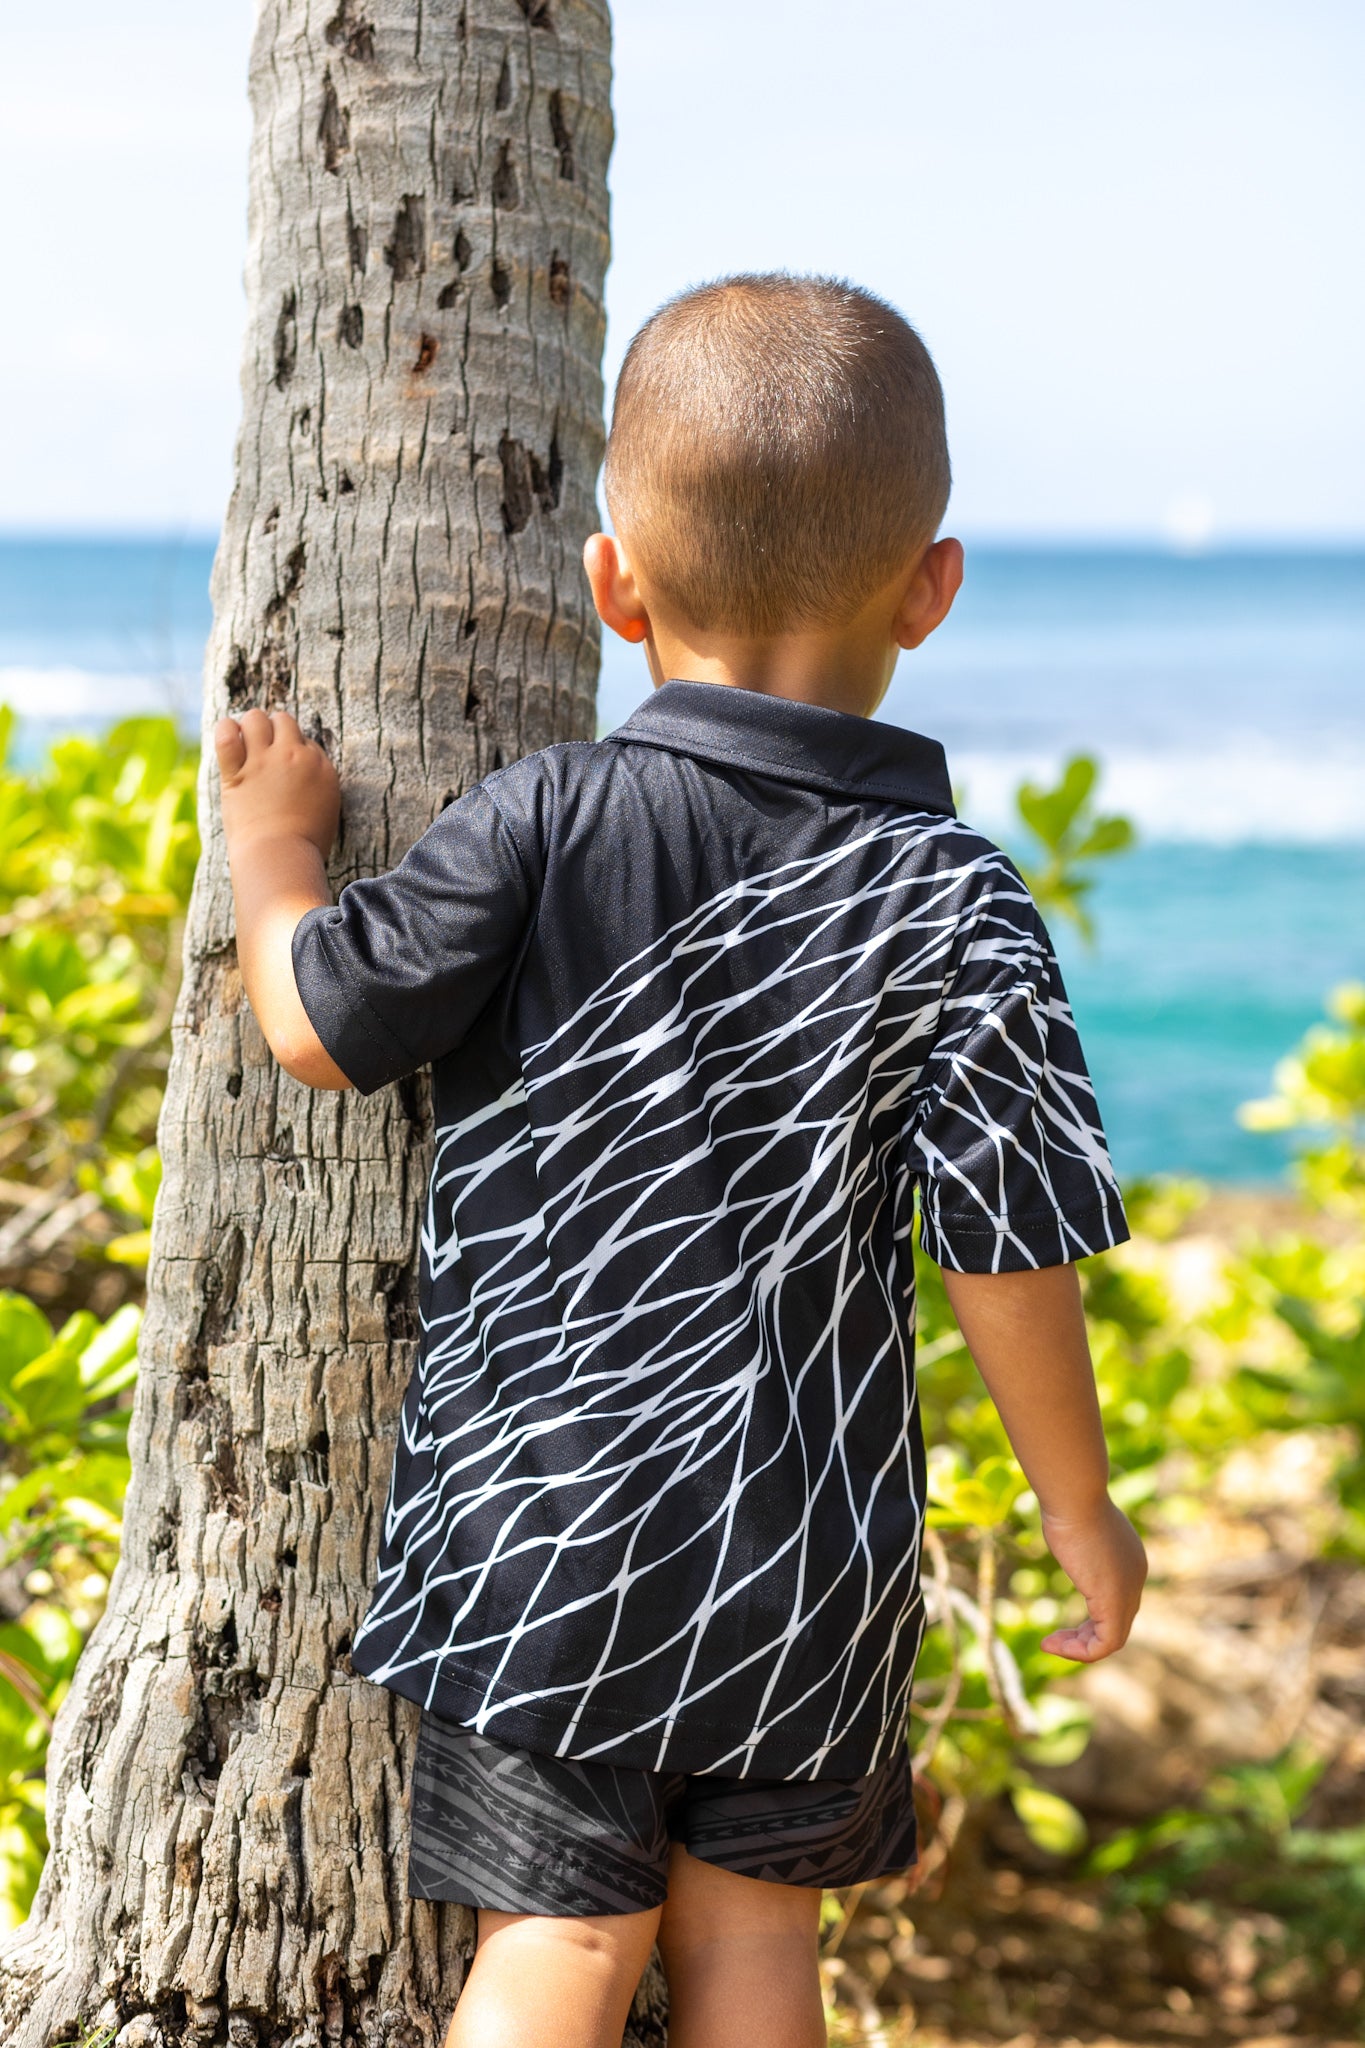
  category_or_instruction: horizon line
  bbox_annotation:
[1,526,1363,555]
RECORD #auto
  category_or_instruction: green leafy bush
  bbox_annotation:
[0,1289,139,1926]
[0,1600,82,1928]
[909,1232,1208,1858]
[0,1291,139,1580]
[1241,980,1365,1215]
[1092,1747,1365,1955]
[0,710,197,1284]
[0,709,186,1923]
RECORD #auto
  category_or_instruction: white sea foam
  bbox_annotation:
[2,666,1362,844]
[953,743,1365,844]
[0,666,197,721]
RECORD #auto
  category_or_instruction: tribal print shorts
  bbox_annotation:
[407,1713,918,1916]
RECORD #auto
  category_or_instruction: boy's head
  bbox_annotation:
[602,274,951,640]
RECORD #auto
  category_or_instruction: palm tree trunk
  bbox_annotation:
[0,5,666,2042]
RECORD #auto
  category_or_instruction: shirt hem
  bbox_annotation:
[920,1195,1130,1271]
[353,1642,903,1781]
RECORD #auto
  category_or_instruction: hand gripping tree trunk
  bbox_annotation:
[0,5,671,2044]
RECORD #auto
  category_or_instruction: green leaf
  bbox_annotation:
[1074,814,1136,859]
[1021,1693,1094,1769]
[8,1341,86,1435]
[1012,1782,1088,1858]
[1,1451,131,1534]
[53,979,143,1032]
[928,1453,1025,1529]
[104,1231,152,1269]
[1017,758,1098,850]
[77,1304,141,1396]
[0,1609,81,1689]
[1010,754,1135,944]
[0,1793,48,1932]
[1089,1811,1198,1874]
[0,1296,56,1400]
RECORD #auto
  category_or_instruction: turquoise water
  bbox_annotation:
[3,537,1362,1183]
[1054,844,1364,1183]
[0,534,215,703]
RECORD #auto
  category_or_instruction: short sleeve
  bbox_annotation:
[907,863,1129,1272]
[291,782,533,1094]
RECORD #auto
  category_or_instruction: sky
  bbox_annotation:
[1,0,1361,540]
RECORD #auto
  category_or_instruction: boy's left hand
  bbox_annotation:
[215,708,341,860]
[1038,1496,1147,1662]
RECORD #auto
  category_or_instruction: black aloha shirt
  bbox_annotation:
[292,680,1128,1780]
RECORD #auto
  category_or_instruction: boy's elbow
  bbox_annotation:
[273,1027,353,1091]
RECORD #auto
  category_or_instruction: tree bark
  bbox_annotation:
[0,5,668,2043]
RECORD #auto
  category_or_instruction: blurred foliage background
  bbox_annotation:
[0,715,1361,2045]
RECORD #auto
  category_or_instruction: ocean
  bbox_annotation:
[3,537,1362,1185]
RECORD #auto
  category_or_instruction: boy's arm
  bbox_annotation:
[941,1262,1146,1662]
[214,709,352,1090]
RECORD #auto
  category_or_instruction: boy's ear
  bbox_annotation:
[583,533,650,645]
[894,538,964,651]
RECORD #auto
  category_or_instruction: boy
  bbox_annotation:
[215,274,1145,2048]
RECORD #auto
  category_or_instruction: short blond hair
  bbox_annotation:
[603,274,951,637]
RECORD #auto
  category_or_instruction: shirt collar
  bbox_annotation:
[605,678,955,814]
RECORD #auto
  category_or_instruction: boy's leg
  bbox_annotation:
[445,1903,662,2048]
[656,1845,825,2048]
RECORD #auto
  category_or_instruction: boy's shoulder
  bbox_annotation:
[446,736,626,882]
[478,735,599,799]
[469,734,604,830]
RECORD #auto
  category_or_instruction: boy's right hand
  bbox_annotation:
[211,710,350,1090]
[215,708,341,861]
[1038,1496,1147,1662]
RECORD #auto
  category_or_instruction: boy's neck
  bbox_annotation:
[643,617,897,721]
[590,533,963,720]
